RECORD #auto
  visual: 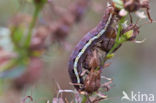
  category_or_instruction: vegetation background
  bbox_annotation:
[0,0,156,103]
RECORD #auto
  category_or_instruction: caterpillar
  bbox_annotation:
[68,6,116,91]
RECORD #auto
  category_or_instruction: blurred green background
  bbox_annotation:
[0,0,156,103]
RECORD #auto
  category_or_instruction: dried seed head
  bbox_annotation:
[84,69,101,94]
[140,0,150,8]
[123,0,141,12]
[82,50,102,94]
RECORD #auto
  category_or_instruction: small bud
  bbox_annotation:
[106,53,114,59]
[119,9,128,16]
[124,30,133,39]
[112,0,124,9]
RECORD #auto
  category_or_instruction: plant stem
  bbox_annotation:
[24,5,41,48]
[102,17,125,65]
[108,17,125,54]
